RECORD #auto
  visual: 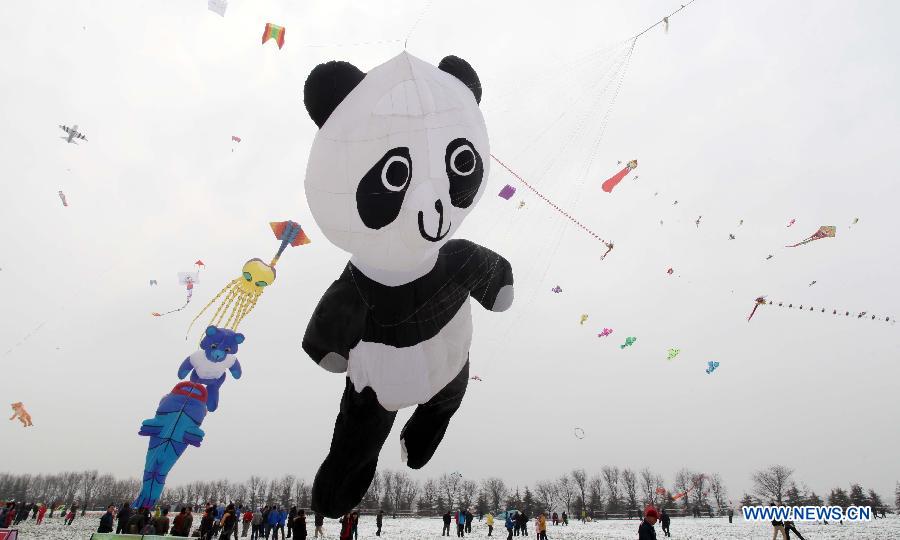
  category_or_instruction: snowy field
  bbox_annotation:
[7,514,900,540]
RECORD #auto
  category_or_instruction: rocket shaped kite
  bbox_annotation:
[602,160,637,193]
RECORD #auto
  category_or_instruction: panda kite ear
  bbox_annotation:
[234,333,245,344]
[303,60,366,128]
[438,55,482,104]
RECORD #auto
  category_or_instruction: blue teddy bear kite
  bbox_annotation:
[177,325,244,412]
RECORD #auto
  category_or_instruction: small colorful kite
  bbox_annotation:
[786,225,836,248]
[551,285,562,294]
[728,233,735,240]
[195,260,205,268]
[695,216,702,228]
[655,487,667,496]
[787,219,796,227]
[666,267,674,275]
[469,375,482,382]
[601,159,637,193]
[517,201,525,209]
[152,270,199,317]
[739,219,744,226]
[705,361,719,374]
[150,280,158,286]
[766,254,774,260]
[809,280,817,287]
[498,184,516,200]
[9,402,33,427]
[208,0,227,17]
[597,328,613,338]
[58,190,68,207]
[186,220,309,338]
[666,348,680,361]
[262,23,286,49]
[231,135,241,143]
[850,217,859,227]
[620,336,637,349]
[579,314,588,325]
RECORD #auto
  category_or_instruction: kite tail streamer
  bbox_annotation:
[601,166,631,192]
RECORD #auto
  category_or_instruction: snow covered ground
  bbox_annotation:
[7,514,900,540]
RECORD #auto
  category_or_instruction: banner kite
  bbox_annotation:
[262,23,285,49]
[748,296,892,323]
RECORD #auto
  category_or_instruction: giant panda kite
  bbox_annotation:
[301,52,514,517]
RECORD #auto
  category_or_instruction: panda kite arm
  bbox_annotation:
[177,357,193,379]
[455,240,514,312]
[302,278,366,373]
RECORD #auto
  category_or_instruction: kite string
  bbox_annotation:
[404,0,435,49]
[631,0,699,41]
[490,154,611,247]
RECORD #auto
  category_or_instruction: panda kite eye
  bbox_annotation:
[450,144,476,176]
[243,272,252,281]
[255,281,268,287]
[381,156,411,192]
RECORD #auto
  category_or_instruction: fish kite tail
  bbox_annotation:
[601,166,632,193]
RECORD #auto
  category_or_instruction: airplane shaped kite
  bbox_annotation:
[59,124,87,144]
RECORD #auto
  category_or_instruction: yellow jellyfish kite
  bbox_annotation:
[187,221,309,338]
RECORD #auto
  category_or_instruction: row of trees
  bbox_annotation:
[0,467,726,516]
[742,465,894,513]
[2,466,895,516]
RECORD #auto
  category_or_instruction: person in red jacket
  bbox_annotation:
[37,503,48,525]
[242,509,254,537]
[339,512,354,540]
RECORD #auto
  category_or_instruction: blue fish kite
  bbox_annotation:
[133,382,208,509]
[620,336,637,349]
[706,361,720,374]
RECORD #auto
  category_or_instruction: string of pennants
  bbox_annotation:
[748,296,893,323]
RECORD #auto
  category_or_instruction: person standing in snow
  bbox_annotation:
[313,512,325,538]
[98,504,116,533]
[728,508,733,524]
[639,507,658,540]
[486,512,494,537]
[292,509,307,540]
[339,512,354,540]
[376,509,384,536]
[457,508,466,537]
[505,512,514,540]
[36,503,48,525]
[659,509,671,537]
[116,502,132,534]
[784,520,806,540]
[465,509,473,533]
[538,512,548,540]
[443,510,452,536]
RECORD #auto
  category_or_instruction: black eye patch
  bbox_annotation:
[445,138,483,208]
[356,147,412,230]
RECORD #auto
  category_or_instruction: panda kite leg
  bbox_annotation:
[311,380,397,518]
[400,360,469,469]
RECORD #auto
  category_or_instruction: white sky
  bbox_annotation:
[1,0,898,502]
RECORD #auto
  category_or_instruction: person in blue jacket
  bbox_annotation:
[505,513,514,540]
[457,508,466,537]
[267,506,282,540]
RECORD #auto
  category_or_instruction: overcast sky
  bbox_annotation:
[1,0,898,502]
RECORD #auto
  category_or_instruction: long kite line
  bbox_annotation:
[490,0,700,251]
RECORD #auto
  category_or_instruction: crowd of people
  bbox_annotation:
[0,501,74,528]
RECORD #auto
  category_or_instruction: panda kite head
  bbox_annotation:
[303,53,488,280]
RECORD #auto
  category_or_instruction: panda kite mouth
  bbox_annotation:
[418,201,450,242]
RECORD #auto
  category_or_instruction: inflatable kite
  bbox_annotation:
[186,221,308,338]
[301,53,513,518]
[262,23,285,49]
[132,382,208,509]
[601,159,637,193]
[597,328,613,338]
[9,402,33,427]
[786,225,836,248]
[620,336,637,349]
[152,270,199,317]
[705,361,720,374]
[177,326,244,412]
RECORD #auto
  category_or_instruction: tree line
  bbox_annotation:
[1,465,895,517]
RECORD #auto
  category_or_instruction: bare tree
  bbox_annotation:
[294,478,311,509]
[535,481,557,513]
[709,473,728,512]
[247,476,264,509]
[622,469,639,514]
[278,475,296,508]
[690,472,709,510]
[459,480,478,510]
[571,469,587,517]
[752,465,794,505]
[438,473,461,510]
[418,478,439,515]
[79,470,100,514]
[673,469,693,510]
[481,478,508,513]
[557,475,577,514]
[587,475,605,515]
[601,466,621,512]
[639,468,664,508]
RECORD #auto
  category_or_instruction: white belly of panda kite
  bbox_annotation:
[347,299,473,411]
